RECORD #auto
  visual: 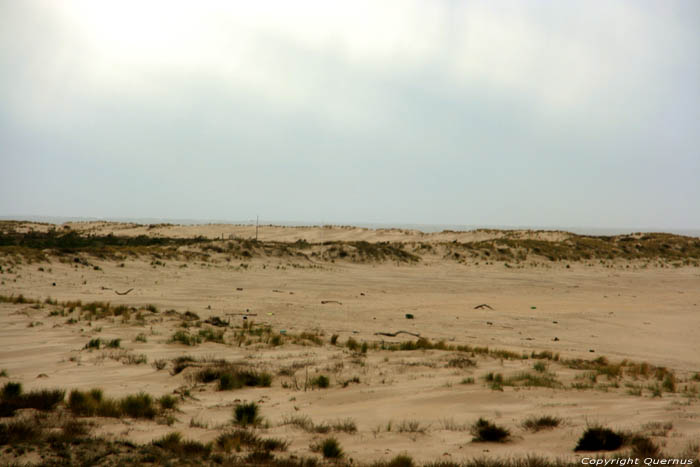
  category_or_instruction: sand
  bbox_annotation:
[1,223,699,464]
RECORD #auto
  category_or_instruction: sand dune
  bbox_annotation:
[1,222,699,465]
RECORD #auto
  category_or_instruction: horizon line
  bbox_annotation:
[1,214,699,238]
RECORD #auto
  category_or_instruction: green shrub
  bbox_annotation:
[209,367,272,390]
[158,394,179,410]
[320,437,343,459]
[234,402,260,426]
[68,389,158,419]
[18,389,65,411]
[84,338,101,349]
[0,382,64,416]
[470,418,511,442]
[120,392,156,419]
[106,338,121,348]
[310,375,330,389]
[270,334,283,346]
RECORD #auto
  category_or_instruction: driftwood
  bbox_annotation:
[115,288,134,296]
[374,330,421,338]
[321,300,342,305]
[473,304,493,310]
[227,313,258,317]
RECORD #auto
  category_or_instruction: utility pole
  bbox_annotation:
[255,216,259,241]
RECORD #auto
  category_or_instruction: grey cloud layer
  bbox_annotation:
[1,1,698,228]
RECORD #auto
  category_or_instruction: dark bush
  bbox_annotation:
[320,437,343,459]
[234,402,260,426]
[310,375,330,389]
[470,418,511,442]
[522,415,562,432]
[574,426,624,452]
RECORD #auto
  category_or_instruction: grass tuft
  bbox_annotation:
[522,415,562,432]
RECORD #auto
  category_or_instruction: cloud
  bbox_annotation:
[0,0,698,228]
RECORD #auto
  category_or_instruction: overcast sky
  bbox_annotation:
[1,1,698,230]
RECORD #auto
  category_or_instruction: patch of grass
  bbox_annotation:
[152,432,212,457]
[233,402,261,426]
[120,392,157,419]
[84,338,102,349]
[662,373,676,392]
[152,359,167,371]
[0,294,32,304]
[68,388,159,419]
[574,426,624,452]
[447,356,476,368]
[280,414,358,434]
[169,330,202,346]
[158,394,179,410]
[397,420,427,433]
[0,418,41,445]
[281,414,314,431]
[483,372,504,391]
[0,382,65,416]
[346,337,359,351]
[522,415,562,432]
[106,338,121,348]
[134,333,148,343]
[123,353,148,365]
[198,327,225,343]
[310,375,330,389]
[375,454,416,467]
[1,381,21,399]
[504,371,561,389]
[641,421,673,437]
[329,418,358,434]
[193,363,272,390]
[216,428,289,453]
[439,418,469,432]
[628,434,660,458]
[470,418,511,443]
[311,437,344,459]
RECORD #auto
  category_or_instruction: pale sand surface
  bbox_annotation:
[1,224,699,463]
